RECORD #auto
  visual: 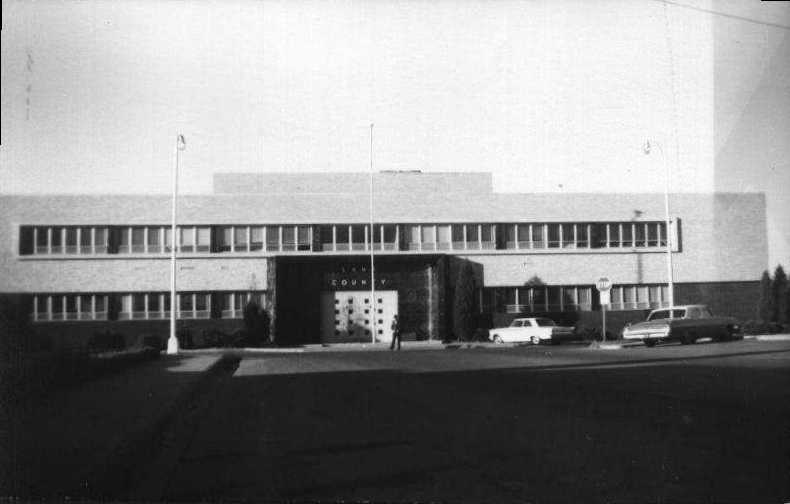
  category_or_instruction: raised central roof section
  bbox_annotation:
[213,171,493,196]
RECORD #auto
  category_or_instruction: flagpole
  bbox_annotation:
[369,123,376,344]
[168,134,185,355]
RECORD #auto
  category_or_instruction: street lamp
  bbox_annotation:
[168,134,186,355]
[642,140,674,309]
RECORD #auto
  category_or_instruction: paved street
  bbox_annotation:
[119,339,790,503]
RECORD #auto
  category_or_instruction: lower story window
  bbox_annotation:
[33,294,109,322]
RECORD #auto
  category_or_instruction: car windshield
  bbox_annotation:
[535,318,556,327]
[648,309,686,321]
[509,320,524,327]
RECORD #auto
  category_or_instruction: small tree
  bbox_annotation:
[243,299,270,347]
[758,270,773,322]
[453,262,477,341]
[773,265,788,325]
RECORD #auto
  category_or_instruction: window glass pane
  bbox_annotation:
[233,226,247,251]
[647,223,659,246]
[350,225,365,249]
[180,227,194,252]
[148,294,160,313]
[622,223,633,247]
[635,224,646,246]
[66,295,77,313]
[452,224,464,244]
[382,225,397,245]
[505,225,516,247]
[437,225,451,244]
[531,224,544,248]
[608,224,620,247]
[195,293,208,311]
[131,227,145,252]
[36,227,49,252]
[95,295,106,313]
[658,222,667,247]
[163,228,173,252]
[576,224,589,247]
[465,224,479,243]
[250,227,264,250]
[217,227,232,251]
[266,226,280,250]
[407,225,420,249]
[561,224,574,247]
[421,225,435,245]
[480,224,493,242]
[196,227,211,251]
[547,224,560,248]
[297,226,311,250]
[147,227,160,248]
[335,225,349,243]
[37,295,48,315]
[623,286,635,304]
[180,293,193,311]
[517,224,530,247]
[133,294,145,312]
[282,226,296,250]
[79,227,91,247]
[121,294,132,313]
[51,227,63,250]
[578,287,592,307]
[548,286,562,309]
[65,227,78,253]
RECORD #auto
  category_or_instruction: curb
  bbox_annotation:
[83,353,232,499]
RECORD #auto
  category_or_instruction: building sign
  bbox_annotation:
[325,264,391,290]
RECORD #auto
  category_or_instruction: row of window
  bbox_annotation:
[482,284,670,313]
[19,221,672,255]
[32,292,266,322]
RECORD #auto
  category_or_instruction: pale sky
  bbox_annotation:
[1,0,789,267]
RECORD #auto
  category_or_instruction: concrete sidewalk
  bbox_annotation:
[3,352,224,499]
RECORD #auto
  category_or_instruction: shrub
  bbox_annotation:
[453,263,477,342]
[87,330,126,352]
[243,299,271,347]
[773,265,788,325]
[758,270,773,322]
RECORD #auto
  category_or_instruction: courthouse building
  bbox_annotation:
[0,171,767,346]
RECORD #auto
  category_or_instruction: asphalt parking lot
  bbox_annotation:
[130,339,790,502]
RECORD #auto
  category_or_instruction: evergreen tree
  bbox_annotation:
[758,270,773,322]
[773,265,788,325]
[453,262,477,341]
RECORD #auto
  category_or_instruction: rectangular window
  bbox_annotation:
[64,295,78,320]
[266,226,280,251]
[421,225,436,251]
[179,293,194,318]
[162,293,171,316]
[233,226,248,252]
[637,286,650,308]
[250,226,264,251]
[480,224,494,249]
[452,224,465,250]
[196,226,211,252]
[622,223,633,247]
[95,295,107,319]
[505,225,517,249]
[649,285,660,308]
[578,287,592,310]
[576,224,589,248]
[590,224,607,248]
[132,227,145,253]
[531,224,544,249]
[195,293,210,319]
[465,224,480,249]
[163,228,173,253]
[180,227,194,253]
[282,226,296,251]
[406,225,420,250]
[561,224,574,248]
[317,225,334,251]
[120,294,132,319]
[532,286,546,311]
[221,293,235,318]
[658,222,667,247]
[78,295,92,320]
[118,227,131,254]
[148,293,161,317]
[635,223,646,247]
[147,227,161,253]
[517,224,530,249]
[297,226,311,251]
[647,223,659,247]
[79,227,92,253]
[36,227,49,254]
[623,286,636,309]
[217,226,232,252]
[65,227,78,254]
[350,225,366,251]
[132,293,146,319]
[382,225,397,251]
[437,225,451,250]
[335,225,349,251]
[547,224,560,248]
[36,295,48,321]
[608,223,620,248]
[51,227,64,254]
[660,285,669,307]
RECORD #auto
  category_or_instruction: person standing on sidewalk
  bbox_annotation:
[390,314,401,350]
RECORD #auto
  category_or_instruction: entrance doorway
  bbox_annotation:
[320,290,398,343]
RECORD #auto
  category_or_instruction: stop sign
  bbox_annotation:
[596,277,611,291]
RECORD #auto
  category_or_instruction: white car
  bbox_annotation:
[488,317,576,345]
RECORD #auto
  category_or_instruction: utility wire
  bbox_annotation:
[652,0,790,31]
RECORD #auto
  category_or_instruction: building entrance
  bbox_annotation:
[320,290,398,343]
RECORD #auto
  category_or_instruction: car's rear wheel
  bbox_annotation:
[681,331,696,345]
[493,335,503,344]
[644,339,657,347]
[531,335,541,345]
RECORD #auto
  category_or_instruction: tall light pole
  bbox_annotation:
[368,123,376,344]
[643,140,674,309]
[168,134,186,355]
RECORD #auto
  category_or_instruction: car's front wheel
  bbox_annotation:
[531,335,541,345]
[492,335,503,344]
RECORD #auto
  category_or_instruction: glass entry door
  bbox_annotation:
[320,290,398,343]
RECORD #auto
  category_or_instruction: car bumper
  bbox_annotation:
[622,332,669,341]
